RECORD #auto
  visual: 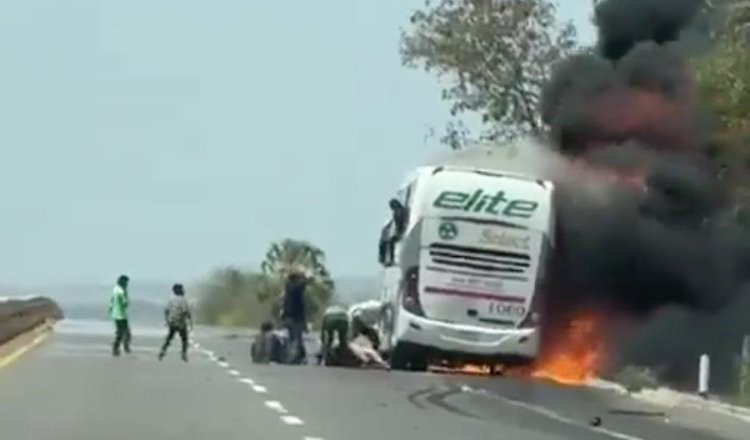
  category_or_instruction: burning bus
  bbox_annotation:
[376,165,556,371]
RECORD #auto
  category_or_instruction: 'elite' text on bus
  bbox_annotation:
[432,189,539,219]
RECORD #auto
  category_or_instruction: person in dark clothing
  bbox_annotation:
[389,198,408,238]
[281,270,308,365]
[387,199,409,264]
[158,284,193,362]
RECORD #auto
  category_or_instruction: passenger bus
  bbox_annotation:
[376,165,555,371]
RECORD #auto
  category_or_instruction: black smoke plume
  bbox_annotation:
[538,0,750,389]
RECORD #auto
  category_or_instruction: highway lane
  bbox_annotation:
[0,324,303,440]
[201,329,750,440]
[1,322,749,440]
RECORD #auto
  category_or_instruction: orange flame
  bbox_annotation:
[427,312,607,385]
[531,312,604,386]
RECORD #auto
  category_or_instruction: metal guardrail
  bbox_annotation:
[0,297,63,345]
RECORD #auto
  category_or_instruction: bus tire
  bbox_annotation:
[409,355,428,372]
[389,343,410,370]
[390,343,429,372]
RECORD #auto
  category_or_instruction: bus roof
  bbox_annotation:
[413,165,553,188]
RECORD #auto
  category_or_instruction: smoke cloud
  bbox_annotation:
[538,0,750,314]
[543,0,750,389]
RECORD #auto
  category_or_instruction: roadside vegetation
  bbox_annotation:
[195,239,335,328]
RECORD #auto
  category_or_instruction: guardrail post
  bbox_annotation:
[741,335,750,405]
[699,353,710,398]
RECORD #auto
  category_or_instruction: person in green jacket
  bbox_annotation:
[108,274,131,356]
[317,304,349,366]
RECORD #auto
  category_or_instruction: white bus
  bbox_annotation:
[376,165,555,371]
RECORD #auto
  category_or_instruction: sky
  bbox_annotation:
[0,1,596,287]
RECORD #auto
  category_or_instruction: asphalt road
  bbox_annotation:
[0,322,748,440]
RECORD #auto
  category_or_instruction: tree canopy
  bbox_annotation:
[691,1,750,212]
[260,238,335,319]
[401,0,577,147]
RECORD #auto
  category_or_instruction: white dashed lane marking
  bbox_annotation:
[280,415,305,426]
[252,385,268,393]
[195,341,321,438]
[265,401,289,414]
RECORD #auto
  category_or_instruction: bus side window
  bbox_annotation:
[378,221,394,266]
[378,180,415,268]
[389,198,409,240]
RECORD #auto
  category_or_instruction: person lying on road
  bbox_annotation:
[347,340,390,370]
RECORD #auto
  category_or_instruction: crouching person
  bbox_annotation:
[158,283,192,362]
[317,304,349,366]
[251,321,285,364]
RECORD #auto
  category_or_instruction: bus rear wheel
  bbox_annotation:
[389,343,428,372]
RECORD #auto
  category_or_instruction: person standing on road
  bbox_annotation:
[108,274,131,357]
[158,283,193,362]
[348,299,386,351]
[280,269,308,365]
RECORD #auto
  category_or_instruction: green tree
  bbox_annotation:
[260,238,335,322]
[692,1,750,215]
[195,267,272,327]
[195,239,336,327]
[694,17,750,137]
[401,0,577,147]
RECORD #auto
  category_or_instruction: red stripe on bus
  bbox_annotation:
[423,286,526,303]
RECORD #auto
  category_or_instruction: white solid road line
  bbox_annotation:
[460,385,646,440]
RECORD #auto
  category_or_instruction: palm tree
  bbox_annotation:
[260,239,335,320]
[260,239,335,289]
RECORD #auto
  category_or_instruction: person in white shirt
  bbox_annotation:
[347,339,390,370]
[348,299,387,351]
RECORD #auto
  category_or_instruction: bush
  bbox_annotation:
[612,365,661,392]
